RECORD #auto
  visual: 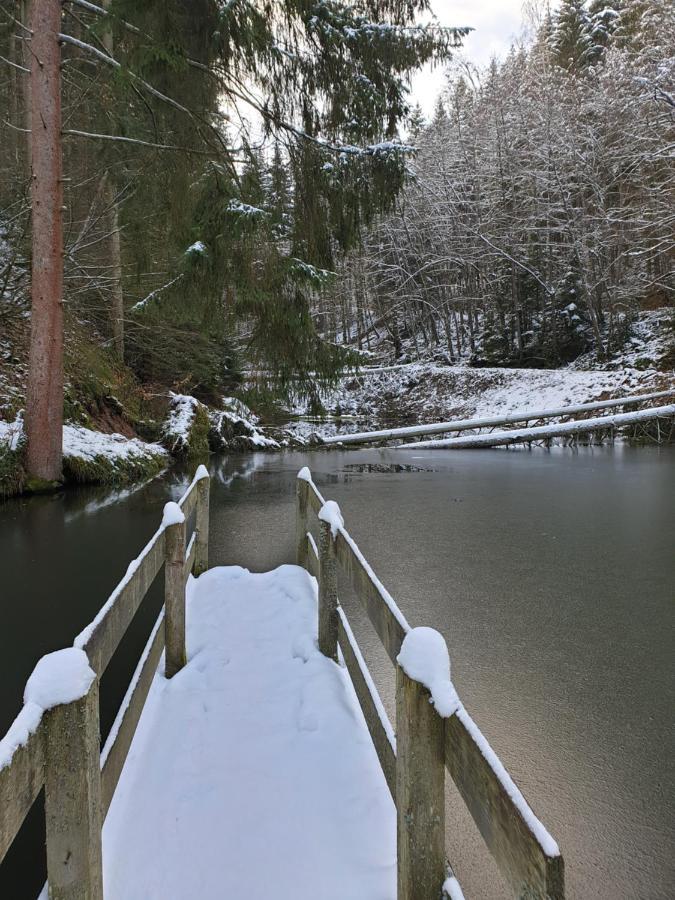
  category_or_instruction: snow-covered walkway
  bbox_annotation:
[102,565,396,900]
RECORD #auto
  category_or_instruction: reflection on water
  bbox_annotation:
[1,444,673,899]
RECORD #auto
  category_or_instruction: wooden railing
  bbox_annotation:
[296,468,565,900]
[0,467,210,900]
[1,463,564,899]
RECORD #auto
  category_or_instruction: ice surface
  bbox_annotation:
[397,627,460,718]
[24,648,95,710]
[454,705,560,858]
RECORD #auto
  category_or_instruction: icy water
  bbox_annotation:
[0,445,673,899]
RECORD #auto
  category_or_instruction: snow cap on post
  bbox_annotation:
[195,464,209,481]
[318,500,344,538]
[397,627,460,717]
[24,648,96,711]
[161,501,185,530]
[297,466,312,483]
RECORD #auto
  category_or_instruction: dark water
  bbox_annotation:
[1,446,673,899]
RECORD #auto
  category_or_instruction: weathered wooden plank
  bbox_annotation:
[337,609,396,800]
[165,518,187,678]
[334,529,408,664]
[44,677,103,900]
[178,480,199,519]
[318,520,339,661]
[194,475,210,575]
[78,528,165,676]
[305,478,325,515]
[396,664,446,900]
[295,478,309,568]
[0,715,45,862]
[184,530,197,581]
[445,707,564,899]
[306,532,319,579]
[101,611,165,817]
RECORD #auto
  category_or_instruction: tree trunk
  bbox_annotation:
[20,1,32,175]
[101,2,125,359]
[25,0,64,485]
[104,177,125,358]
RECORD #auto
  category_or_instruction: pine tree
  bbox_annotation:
[407,103,427,139]
[588,0,621,61]
[550,0,594,72]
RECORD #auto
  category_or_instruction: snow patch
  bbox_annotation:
[24,648,95,710]
[397,627,460,718]
[164,393,202,455]
[0,702,43,771]
[297,466,313,482]
[0,416,166,467]
[443,875,466,900]
[0,412,23,451]
[102,565,396,898]
[161,501,185,530]
[318,500,344,538]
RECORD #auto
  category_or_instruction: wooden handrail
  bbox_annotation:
[297,468,565,900]
[0,467,211,898]
[0,713,45,861]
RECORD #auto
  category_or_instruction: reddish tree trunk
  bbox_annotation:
[25,0,64,484]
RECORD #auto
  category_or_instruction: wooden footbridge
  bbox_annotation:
[321,388,675,449]
[1,467,564,899]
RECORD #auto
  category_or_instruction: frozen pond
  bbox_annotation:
[1,444,673,898]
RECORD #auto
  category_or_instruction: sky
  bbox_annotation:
[410,0,527,118]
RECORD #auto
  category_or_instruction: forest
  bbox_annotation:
[0,0,673,495]
[324,0,674,368]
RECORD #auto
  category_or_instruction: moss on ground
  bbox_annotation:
[0,447,25,499]
[186,404,211,459]
[62,449,167,486]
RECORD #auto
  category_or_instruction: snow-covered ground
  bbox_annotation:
[288,361,672,441]
[285,308,673,441]
[0,415,167,471]
[102,565,395,900]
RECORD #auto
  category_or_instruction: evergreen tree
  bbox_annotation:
[588,0,621,60]
[407,103,427,139]
[550,0,594,72]
[104,0,470,399]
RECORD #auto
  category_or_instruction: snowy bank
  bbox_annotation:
[163,393,210,458]
[0,415,167,491]
[287,360,673,442]
[208,396,281,452]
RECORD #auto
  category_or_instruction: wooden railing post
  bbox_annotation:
[295,475,308,569]
[194,472,210,576]
[318,518,339,661]
[165,515,187,678]
[43,670,103,900]
[396,663,446,900]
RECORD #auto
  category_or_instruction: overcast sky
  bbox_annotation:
[410,0,527,118]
